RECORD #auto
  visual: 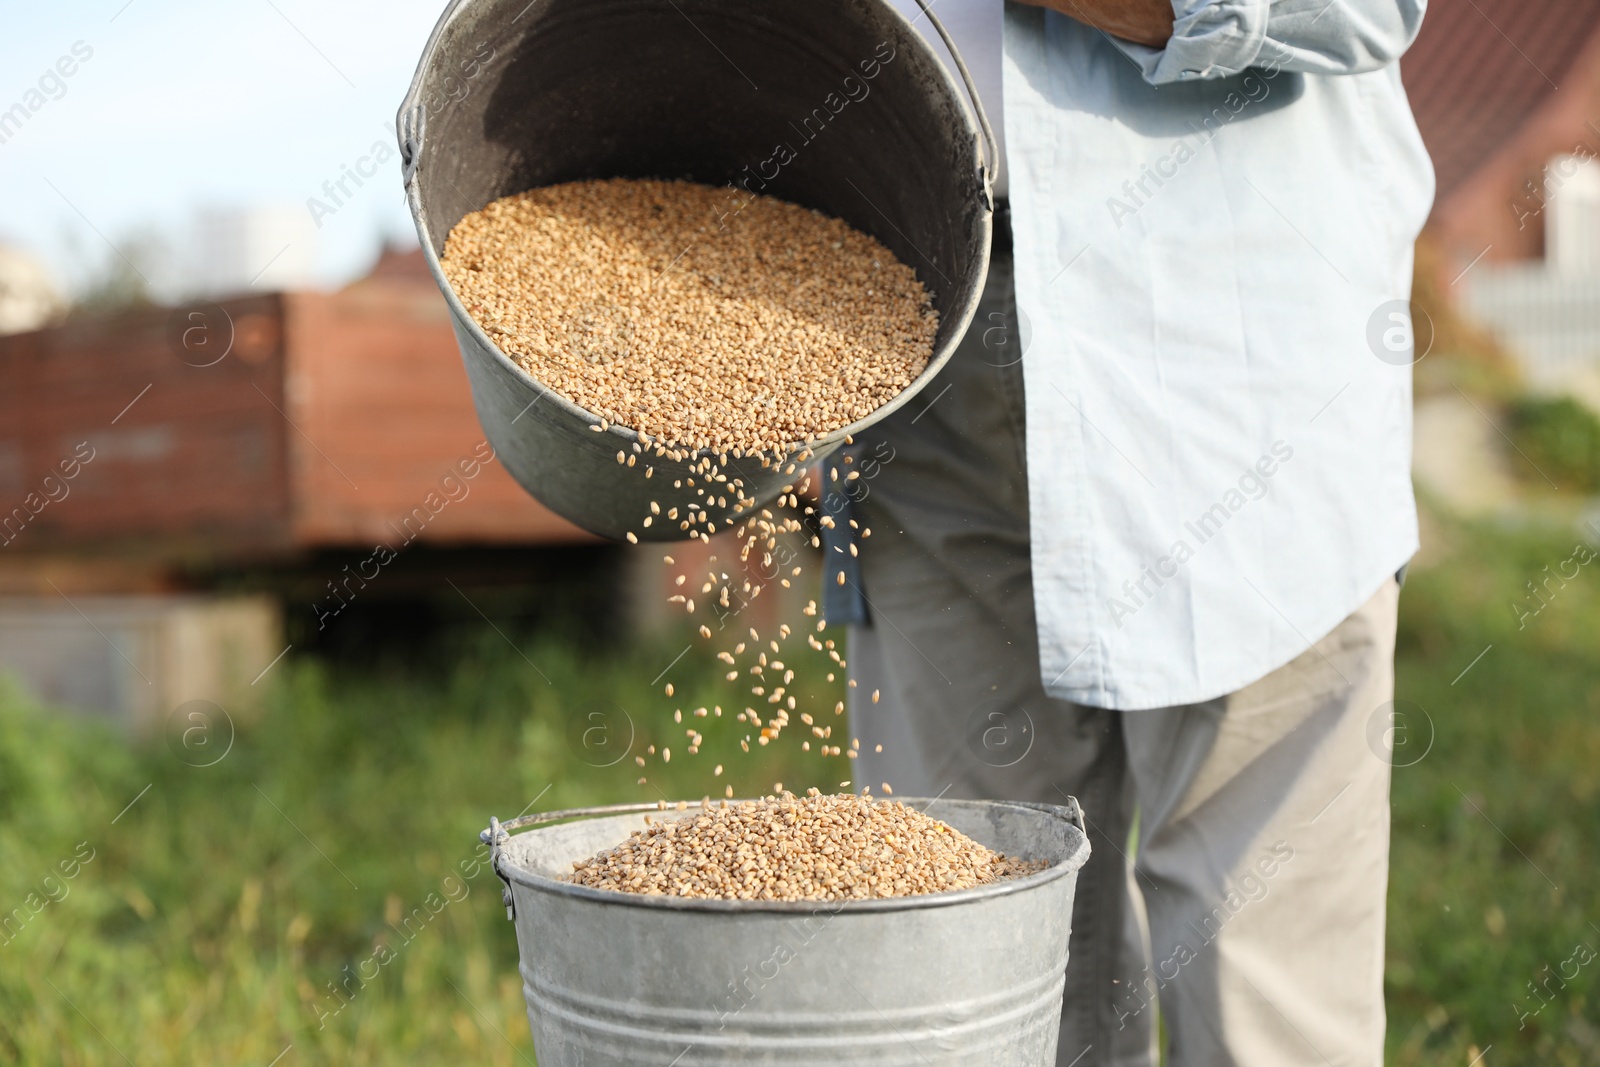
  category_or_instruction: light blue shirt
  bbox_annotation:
[900,0,1434,709]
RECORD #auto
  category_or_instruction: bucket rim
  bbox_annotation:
[482,796,1091,914]
[396,0,994,468]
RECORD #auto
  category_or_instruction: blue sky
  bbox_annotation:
[0,0,451,295]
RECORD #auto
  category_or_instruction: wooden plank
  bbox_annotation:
[0,297,293,552]
[283,286,591,547]
[0,274,592,559]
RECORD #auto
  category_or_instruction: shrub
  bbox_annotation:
[1508,395,1600,493]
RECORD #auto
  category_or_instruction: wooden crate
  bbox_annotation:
[0,262,588,563]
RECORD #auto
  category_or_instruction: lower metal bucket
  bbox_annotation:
[482,797,1090,1065]
[399,0,994,540]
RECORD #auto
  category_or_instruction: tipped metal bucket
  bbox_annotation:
[480,797,1091,1065]
[398,0,995,541]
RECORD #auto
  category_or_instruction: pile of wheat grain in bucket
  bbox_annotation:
[438,177,939,458]
[566,793,1047,902]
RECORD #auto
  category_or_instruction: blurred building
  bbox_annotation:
[1405,0,1600,393]
[1457,157,1600,392]
[192,204,320,297]
[0,244,66,336]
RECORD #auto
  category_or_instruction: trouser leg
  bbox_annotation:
[848,547,1153,1066]
[845,236,1156,1067]
[1121,578,1398,1067]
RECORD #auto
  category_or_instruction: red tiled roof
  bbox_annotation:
[1403,0,1600,201]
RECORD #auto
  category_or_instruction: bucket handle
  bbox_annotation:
[911,0,999,211]
[399,102,425,192]
[396,0,470,192]
[482,802,677,921]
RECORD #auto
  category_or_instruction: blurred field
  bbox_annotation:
[1,507,1596,1065]
[1386,509,1599,1065]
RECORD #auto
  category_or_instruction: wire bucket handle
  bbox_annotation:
[482,802,678,920]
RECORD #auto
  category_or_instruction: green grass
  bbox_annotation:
[1386,514,1600,1064]
[0,626,847,1065]
[1,510,1596,1064]
[1508,395,1600,494]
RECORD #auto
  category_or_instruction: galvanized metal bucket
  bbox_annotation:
[398,0,996,541]
[480,797,1090,1065]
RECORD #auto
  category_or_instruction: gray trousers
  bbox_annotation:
[845,247,1396,1066]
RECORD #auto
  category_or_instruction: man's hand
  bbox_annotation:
[1013,0,1174,48]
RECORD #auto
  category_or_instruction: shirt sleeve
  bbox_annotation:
[1109,0,1427,84]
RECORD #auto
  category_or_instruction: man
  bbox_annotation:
[840,1,1433,1063]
